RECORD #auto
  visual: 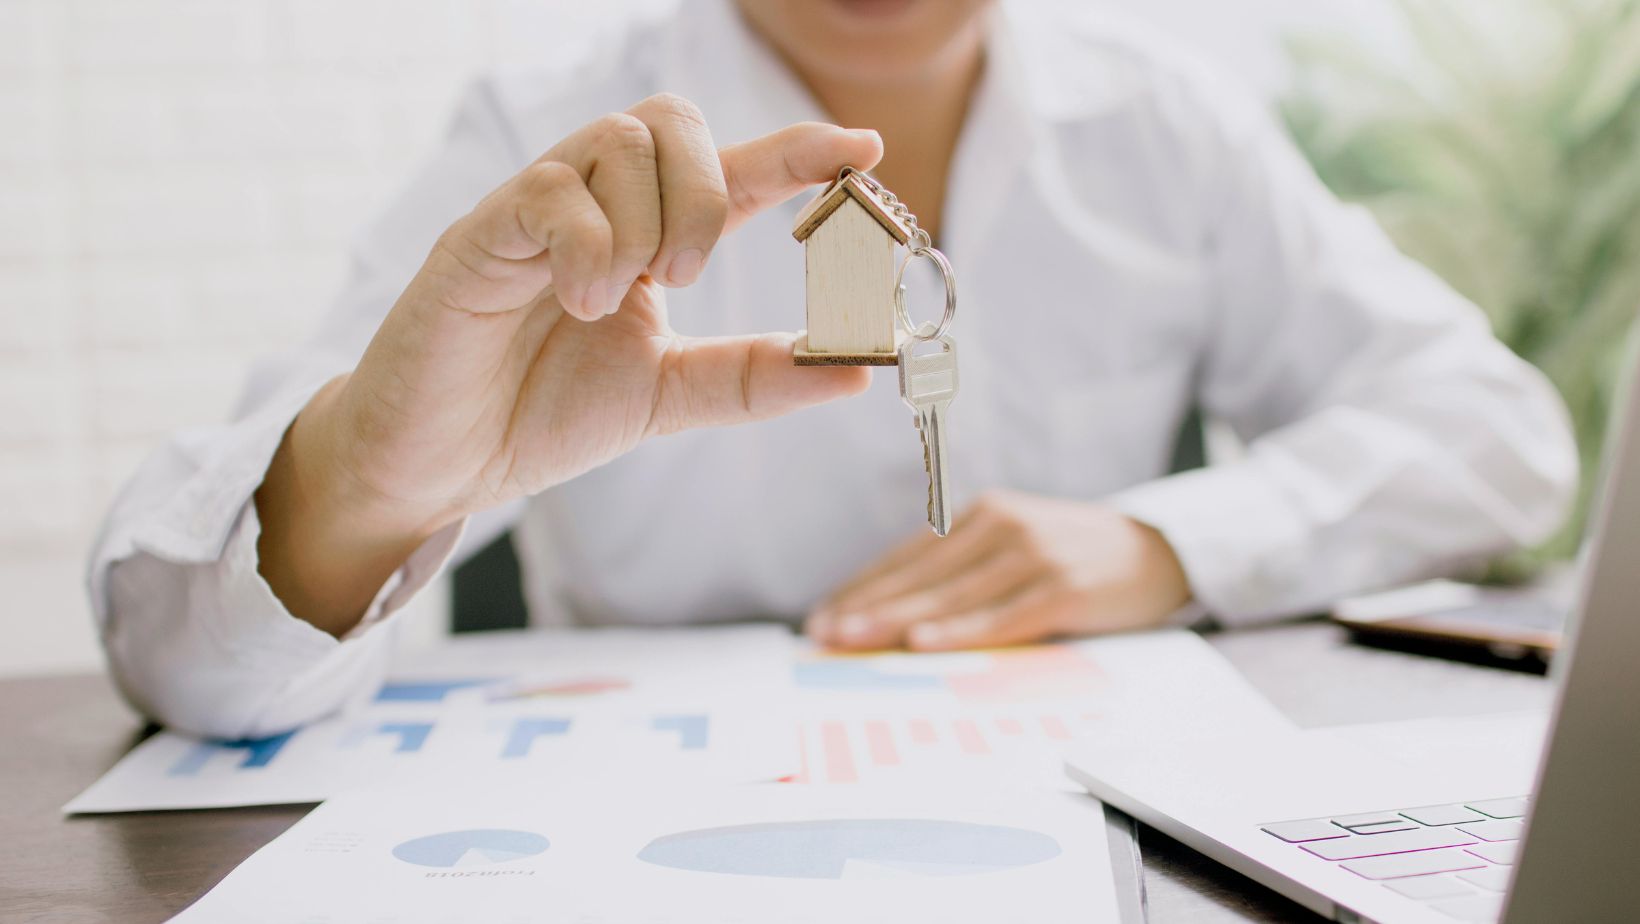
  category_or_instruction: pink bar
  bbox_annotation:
[909,719,938,744]
[786,727,810,784]
[865,720,900,766]
[954,719,990,755]
[821,721,858,783]
[1039,715,1072,740]
[995,718,1023,736]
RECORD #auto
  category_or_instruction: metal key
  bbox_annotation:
[898,333,959,536]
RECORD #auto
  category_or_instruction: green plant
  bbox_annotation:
[1282,0,1640,570]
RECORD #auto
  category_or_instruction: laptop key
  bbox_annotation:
[1455,819,1523,842]
[1261,819,1348,843]
[1456,866,1512,893]
[1341,847,1487,880]
[1400,804,1488,826]
[1350,820,1420,835]
[1383,875,1475,900]
[1429,894,1504,921]
[1304,827,1476,861]
[1332,811,1416,833]
[1465,841,1518,865]
[1465,797,1527,819]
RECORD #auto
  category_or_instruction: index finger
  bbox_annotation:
[718,123,884,233]
[625,94,728,288]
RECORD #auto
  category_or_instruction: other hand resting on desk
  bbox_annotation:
[807,491,1192,651]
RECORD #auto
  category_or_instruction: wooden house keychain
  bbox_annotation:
[792,166,960,536]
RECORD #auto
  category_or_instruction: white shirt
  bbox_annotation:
[89,1,1577,739]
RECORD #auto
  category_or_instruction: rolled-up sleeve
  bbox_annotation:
[1110,74,1578,623]
[98,465,463,740]
[88,78,526,737]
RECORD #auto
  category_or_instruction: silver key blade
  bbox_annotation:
[899,335,958,536]
[918,402,952,535]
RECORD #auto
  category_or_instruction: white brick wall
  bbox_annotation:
[0,0,1387,679]
[0,0,670,677]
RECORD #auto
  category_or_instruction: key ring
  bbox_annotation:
[835,167,958,344]
[894,243,957,343]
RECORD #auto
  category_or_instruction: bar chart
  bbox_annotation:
[795,644,1106,706]
[789,712,1100,786]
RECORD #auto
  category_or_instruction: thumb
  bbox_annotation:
[645,332,872,436]
[719,124,884,233]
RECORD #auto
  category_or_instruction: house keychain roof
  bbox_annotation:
[792,169,917,246]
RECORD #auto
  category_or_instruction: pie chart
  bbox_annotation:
[637,819,1060,879]
[391,829,550,868]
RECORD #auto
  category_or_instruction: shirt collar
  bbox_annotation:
[942,3,1038,264]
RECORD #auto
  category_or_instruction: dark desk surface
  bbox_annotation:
[0,621,1552,924]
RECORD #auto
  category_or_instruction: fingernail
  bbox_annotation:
[667,248,705,286]
[584,277,610,318]
[605,278,632,316]
[848,128,881,142]
[838,614,872,640]
[909,623,944,649]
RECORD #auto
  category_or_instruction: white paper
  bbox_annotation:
[168,782,1122,924]
[70,626,1288,813]
[790,629,1294,790]
[66,626,798,813]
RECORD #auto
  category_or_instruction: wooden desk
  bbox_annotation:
[0,621,1551,924]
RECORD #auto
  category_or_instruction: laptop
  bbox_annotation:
[1065,354,1640,923]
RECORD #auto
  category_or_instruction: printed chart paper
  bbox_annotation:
[386,623,795,707]
[168,783,1122,924]
[789,630,1294,790]
[66,626,798,813]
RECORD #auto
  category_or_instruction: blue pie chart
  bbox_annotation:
[637,819,1061,879]
[392,829,550,868]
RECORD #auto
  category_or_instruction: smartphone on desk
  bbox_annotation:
[1332,578,1568,670]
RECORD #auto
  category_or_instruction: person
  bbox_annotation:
[90,0,1576,739]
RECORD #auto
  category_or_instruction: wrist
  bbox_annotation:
[254,375,452,636]
[1126,516,1193,616]
[300,375,459,544]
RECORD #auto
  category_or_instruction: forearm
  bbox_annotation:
[253,375,449,637]
[1114,368,1576,623]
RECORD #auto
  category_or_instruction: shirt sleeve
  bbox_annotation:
[1108,73,1579,624]
[87,78,529,739]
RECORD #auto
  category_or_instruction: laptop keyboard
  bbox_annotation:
[1261,796,1528,922]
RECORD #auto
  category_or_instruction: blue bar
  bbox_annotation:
[374,722,434,752]
[651,715,709,750]
[500,717,572,759]
[168,730,298,776]
[793,662,943,691]
[374,679,490,702]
